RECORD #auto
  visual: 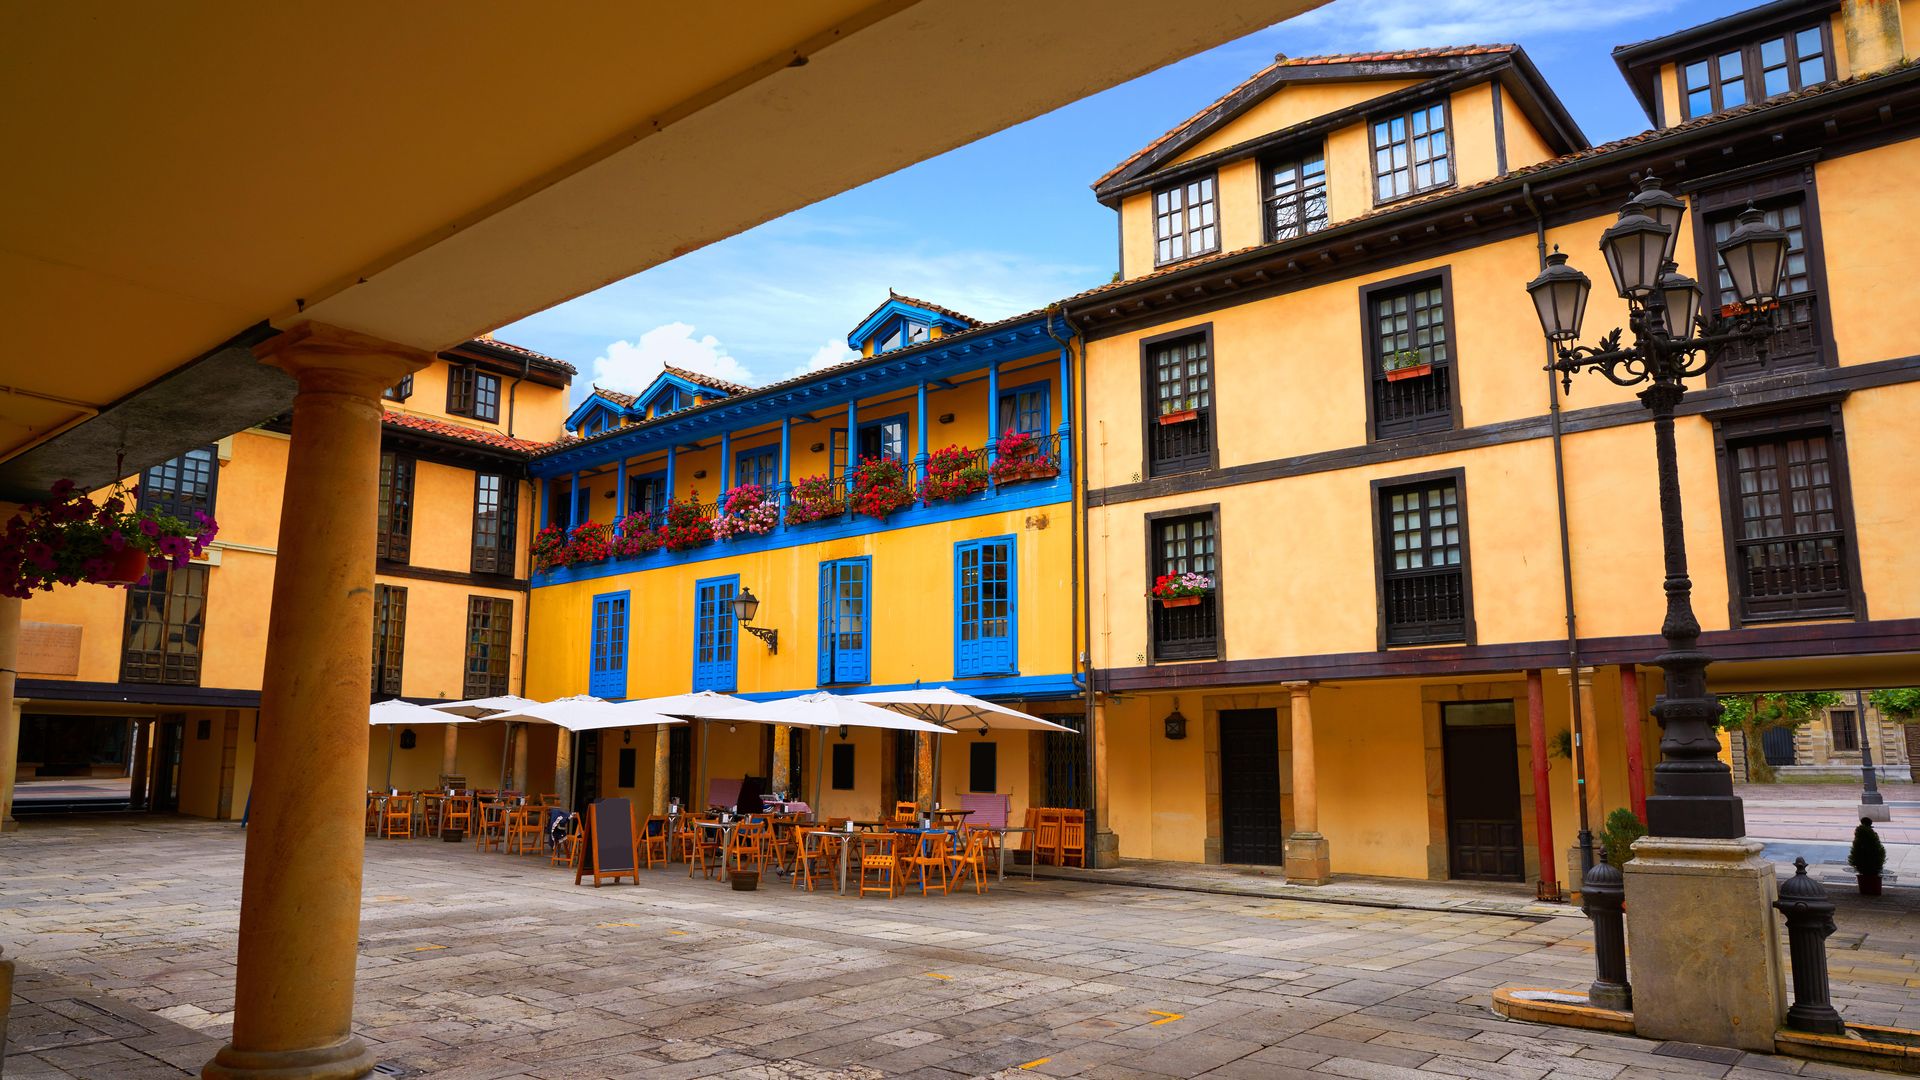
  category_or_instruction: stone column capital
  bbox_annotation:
[254,322,432,396]
[1281,680,1316,692]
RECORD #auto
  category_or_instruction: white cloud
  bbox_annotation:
[773,340,858,383]
[587,322,758,396]
[1281,0,1670,51]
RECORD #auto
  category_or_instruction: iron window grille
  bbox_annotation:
[1153,174,1219,265]
[1368,278,1455,438]
[1727,429,1853,621]
[463,596,512,698]
[1150,512,1218,661]
[1265,149,1329,241]
[1379,479,1466,645]
[1706,196,1823,379]
[371,584,407,696]
[1146,331,1213,476]
[1371,103,1450,204]
[122,564,209,685]
[377,452,415,562]
[1830,709,1859,753]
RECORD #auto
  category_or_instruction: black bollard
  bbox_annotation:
[1581,852,1631,1010]
[1774,857,1847,1036]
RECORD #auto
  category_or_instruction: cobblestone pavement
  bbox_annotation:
[4,818,1916,1079]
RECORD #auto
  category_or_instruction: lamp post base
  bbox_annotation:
[1645,793,1746,840]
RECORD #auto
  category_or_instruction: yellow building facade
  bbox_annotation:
[1068,1,1920,888]
[524,297,1087,823]
[7,339,573,822]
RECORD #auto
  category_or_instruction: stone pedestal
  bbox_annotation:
[1860,802,1891,823]
[1092,830,1120,868]
[1285,833,1331,885]
[1624,836,1785,1051]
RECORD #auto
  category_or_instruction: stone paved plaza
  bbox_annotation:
[5,817,1918,1079]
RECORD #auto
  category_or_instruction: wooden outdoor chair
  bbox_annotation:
[382,795,413,839]
[640,816,671,869]
[763,819,797,873]
[857,832,904,899]
[442,795,472,836]
[1059,810,1086,868]
[908,831,952,896]
[1034,809,1064,866]
[948,828,989,895]
[419,792,445,837]
[682,817,721,879]
[507,807,544,855]
[365,793,379,836]
[728,820,768,875]
[550,812,582,868]
[794,830,839,891]
[474,800,507,852]
[892,801,918,824]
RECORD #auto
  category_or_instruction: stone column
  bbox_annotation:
[653,724,672,814]
[1573,668,1600,833]
[203,323,426,1080]
[915,732,935,808]
[440,724,459,785]
[1282,681,1330,885]
[511,723,529,794]
[0,594,20,832]
[554,729,573,810]
[770,724,791,796]
[1091,700,1118,867]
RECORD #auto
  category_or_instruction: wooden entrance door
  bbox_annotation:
[1441,702,1524,882]
[1218,709,1283,865]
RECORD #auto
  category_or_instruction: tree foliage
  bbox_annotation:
[1719,691,1844,783]
[1868,688,1920,721]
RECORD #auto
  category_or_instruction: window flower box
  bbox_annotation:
[610,513,662,558]
[784,474,841,525]
[851,456,913,521]
[922,444,989,503]
[1383,349,1432,382]
[989,431,1060,485]
[1150,572,1214,608]
[712,484,777,540]
[2,478,219,598]
[659,494,713,552]
[1157,408,1199,426]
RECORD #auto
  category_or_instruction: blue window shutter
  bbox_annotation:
[589,592,628,698]
[955,539,1016,677]
[692,577,738,692]
[819,558,870,684]
[956,541,981,677]
[817,562,833,685]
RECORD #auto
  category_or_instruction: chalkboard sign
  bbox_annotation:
[575,797,639,887]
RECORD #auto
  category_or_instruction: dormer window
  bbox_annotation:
[1680,24,1830,119]
[1154,174,1219,265]
[1265,149,1328,241]
[1372,103,1451,204]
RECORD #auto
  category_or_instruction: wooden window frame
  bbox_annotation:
[1710,398,1867,626]
[1370,468,1476,649]
[371,583,407,697]
[1152,172,1220,267]
[139,446,219,522]
[1679,21,1833,120]
[470,473,517,575]
[1139,322,1217,478]
[1691,163,1836,384]
[463,595,513,699]
[122,563,210,686]
[1830,708,1859,753]
[383,374,413,402]
[447,365,476,417]
[1144,503,1223,663]
[1369,100,1454,206]
[1359,267,1462,441]
[1262,144,1329,242]
[377,452,415,563]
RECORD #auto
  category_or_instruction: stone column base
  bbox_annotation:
[1860,802,1891,823]
[1624,836,1785,1052]
[1285,832,1330,885]
[203,1036,377,1080]
[1092,830,1120,869]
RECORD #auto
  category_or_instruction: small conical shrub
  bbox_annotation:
[1849,816,1887,878]
[1600,808,1646,868]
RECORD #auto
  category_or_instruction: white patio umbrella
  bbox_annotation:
[850,688,1074,809]
[426,694,539,719]
[727,692,951,815]
[370,699,482,790]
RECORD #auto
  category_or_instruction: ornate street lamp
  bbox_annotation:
[731,587,778,654]
[1524,178,1788,843]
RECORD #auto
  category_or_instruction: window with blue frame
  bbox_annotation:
[997,384,1051,436]
[734,447,777,490]
[955,538,1016,677]
[693,576,738,691]
[574,487,594,527]
[859,416,907,464]
[589,591,629,698]
[818,557,870,685]
[627,472,668,518]
[829,429,850,478]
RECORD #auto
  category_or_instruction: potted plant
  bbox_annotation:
[531,525,571,572]
[711,484,778,540]
[1850,816,1887,896]
[989,431,1060,485]
[610,512,663,558]
[850,456,913,521]
[659,493,714,552]
[565,522,612,564]
[1158,402,1199,426]
[1599,808,1646,868]
[922,445,989,503]
[2,479,218,598]
[1383,348,1432,382]
[784,473,841,525]
[1150,571,1213,608]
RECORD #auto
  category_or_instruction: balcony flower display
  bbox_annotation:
[566,522,612,564]
[660,493,715,552]
[610,512,662,557]
[989,430,1060,484]
[851,456,913,521]
[712,483,778,540]
[531,525,571,572]
[1,479,219,599]
[784,473,841,525]
[1150,571,1213,609]
[921,444,988,503]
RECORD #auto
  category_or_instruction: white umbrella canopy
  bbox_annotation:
[476,694,630,732]
[728,691,950,733]
[370,699,481,726]
[850,687,1075,733]
[563,699,689,733]
[427,694,540,719]
[634,690,758,722]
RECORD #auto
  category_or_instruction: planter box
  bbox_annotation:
[1158,596,1203,609]
[1157,409,1199,426]
[441,828,464,843]
[730,871,760,892]
[1384,363,1433,382]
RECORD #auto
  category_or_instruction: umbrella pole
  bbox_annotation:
[385,726,394,792]
[814,726,825,818]
[698,719,709,811]
[499,722,511,790]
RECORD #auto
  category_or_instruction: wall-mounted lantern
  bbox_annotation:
[1163,699,1189,741]
[732,587,778,654]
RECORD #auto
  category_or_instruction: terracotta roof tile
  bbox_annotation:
[662,365,752,395]
[589,386,638,408]
[1092,45,1515,190]
[884,290,982,328]
[1070,61,1908,307]
[382,410,554,454]
[463,336,578,375]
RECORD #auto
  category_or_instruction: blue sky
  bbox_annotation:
[500,0,1753,403]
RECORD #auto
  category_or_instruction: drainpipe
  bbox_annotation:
[506,354,531,439]
[1524,181,1596,882]
[1046,305,1097,836]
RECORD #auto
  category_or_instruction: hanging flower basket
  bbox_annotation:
[1157,408,1199,426]
[96,547,155,586]
[1,478,217,599]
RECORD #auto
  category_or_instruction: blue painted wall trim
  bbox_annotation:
[735,672,1081,703]
[533,479,1071,588]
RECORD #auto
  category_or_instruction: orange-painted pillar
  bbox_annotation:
[204,324,426,1080]
[1527,669,1558,899]
[1618,665,1648,821]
